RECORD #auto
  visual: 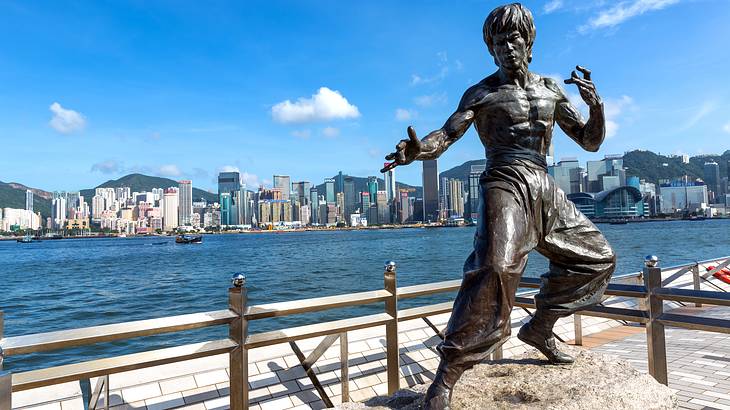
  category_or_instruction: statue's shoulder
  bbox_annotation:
[539,75,565,97]
[459,74,499,110]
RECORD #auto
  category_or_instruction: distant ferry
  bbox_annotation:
[16,235,37,243]
[175,234,202,244]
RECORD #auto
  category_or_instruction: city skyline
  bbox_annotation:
[1,1,729,192]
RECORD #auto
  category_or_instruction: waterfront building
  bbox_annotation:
[324,178,335,204]
[639,179,658,216]
[25,190,33,212]
[659,180,709,214]
[309,188,319,225]
[467,163,487,221]
[447,178,465,218]
[350,213,366,227]
[383,164,396,203]
[178,180,193,226]
[398,190,411,223]
[318,198,328,226]
[273,175,291,201]
[219,193,232,226]
[335,171,345,194]
[567,186,644,219]
[343,176,356,222]
[218,171,242,224]
[367,176,378,200]
[422,159,439,222]
[299,204,311,225]
[163,188,179,231]
[548,158,584,194]
[361,191,371,211]
[326,203,337,226]
[52,192,67,230]
[703,161,721,203]
[586,155,625,193]
[292,181,312,206]
[1,207,41,231]
[376,190,389,225]
[336,192,345,224]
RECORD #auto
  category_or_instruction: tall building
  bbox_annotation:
[343,176,356,220]
[273,175,291,201]
[586,155,625,193]
[467,164,486,220]
[659,180,708,213]
[703,161,720,203]
[178,180,193,226]
[292,181,312,206]
[219,193,232,226]
[309,188,319,225]
[52,192,67,230]
[218,172,241,224]
[25,190,33,212]
[383,165,396,203]
[335,171,345,194]
[163,188,179,231]
[446,178,465,218]
[336,192,345,223]
[324,178,335,203]
[376,190,390,225]
[367,176,378,200]
[549,158,583,194]
[422,159,439,222]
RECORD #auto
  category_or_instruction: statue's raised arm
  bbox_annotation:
[555,65,606,152]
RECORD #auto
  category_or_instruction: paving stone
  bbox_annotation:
[121,382,162,403]
[181,385,220,404]
[159,376,198,395]
[145,392,185,410]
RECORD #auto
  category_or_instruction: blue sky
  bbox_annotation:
[1,0,729,192]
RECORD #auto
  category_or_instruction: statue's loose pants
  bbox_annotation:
[437,163,616,373]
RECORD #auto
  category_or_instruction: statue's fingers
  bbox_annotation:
[407,126,419,142]
[385,151,397,161]
[397,149,406,164]
[380,162,397,173]
[576,65,592,80]
[569,77,592,88]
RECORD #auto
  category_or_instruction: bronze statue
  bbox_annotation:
[381,3,616,409]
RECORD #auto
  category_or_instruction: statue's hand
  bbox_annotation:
[381,126,422,172]
[564,66,601,108]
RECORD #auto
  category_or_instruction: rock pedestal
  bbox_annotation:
[337,345,677,409]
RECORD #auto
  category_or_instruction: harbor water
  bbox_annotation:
[2,219,730,372]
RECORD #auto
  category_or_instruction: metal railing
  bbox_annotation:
[1,256,730,410]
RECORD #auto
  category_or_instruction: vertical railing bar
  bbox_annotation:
[493,342,503,360]
[384,261,400,395]
[340,332,349,403]
[104,375,109,410]
[574,314,583,346]
[692,263,702,307]
[229,274,248,410]
[0,310,9,410]
[644,255,668,385]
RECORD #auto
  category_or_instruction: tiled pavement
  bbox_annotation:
[9,262,730,410]
[591,306,730,410]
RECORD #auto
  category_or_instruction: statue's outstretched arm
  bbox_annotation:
[554,66,606,153]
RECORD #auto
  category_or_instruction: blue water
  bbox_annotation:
[2,220,729,372]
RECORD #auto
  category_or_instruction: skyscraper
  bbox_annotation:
[218,172,241,224]
[273,175,291,201]
[324,178,335,203]
[25,190,33,212]
[163,188,179,231]
[335,171,345,194]
[467,164,486,221]
[178,180,193,226]
[343,176,356,220]
[383,164,396,203]
[367,176,378,200]
[376,190,390,225]
[309,187,319,225]
[52,192,67,230]
[703,161,720,203]
[292,181,312,206]
[422,159,439,222]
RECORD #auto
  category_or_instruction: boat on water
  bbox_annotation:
[609,219,628,225]
[16,235,37,243]
[175,234,202,244]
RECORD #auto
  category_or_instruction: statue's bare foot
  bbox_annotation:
[423,382,452,410]
[517,322,575,364]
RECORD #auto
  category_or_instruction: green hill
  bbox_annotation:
[80,173,217,203]
[0,181,52,219]
[623,150,730,184]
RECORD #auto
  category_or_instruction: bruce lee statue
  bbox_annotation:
[380,3,616,409]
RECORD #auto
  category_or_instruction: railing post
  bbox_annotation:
[574,314,583,346]
[384,261,400,395]
[692,263,702,307]
[644,255,668,385]
[340,332,350,403]
[1,310,11,410]
[229,274,248,410]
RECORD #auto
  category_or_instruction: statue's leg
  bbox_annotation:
[425,184,536,409]
[521,176,616,363]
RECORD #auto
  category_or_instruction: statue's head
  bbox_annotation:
[483,3,536,72]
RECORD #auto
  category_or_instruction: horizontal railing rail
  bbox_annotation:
[1,255,729,410]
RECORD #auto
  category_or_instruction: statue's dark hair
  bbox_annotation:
[483,3,536,62]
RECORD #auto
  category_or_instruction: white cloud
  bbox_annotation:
[723,122,730,134]
[544,0,563,14]
[580,0,681,32]
[395,108,416,121]
[411,52,453,86]
[322,126,340,138]
[678,101,716,132]
[291,129,311,139]
[603,95,636,138]
[241,172,261,188]
[49,102,86,134]
[414,93,447,107]
[271,87,360,123]
[91,159,122,174]
[157,164,182,177]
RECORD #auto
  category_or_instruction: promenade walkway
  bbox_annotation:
[9,265,730,410]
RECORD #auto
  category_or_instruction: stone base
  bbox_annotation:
[337,345,677,409]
